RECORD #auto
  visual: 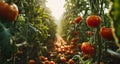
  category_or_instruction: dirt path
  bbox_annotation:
[54,34,67,47]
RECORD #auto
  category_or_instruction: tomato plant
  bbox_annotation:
[81,42,94,54]
[0,1,18,21]
[86,15,101,28]
[100,26,113,40]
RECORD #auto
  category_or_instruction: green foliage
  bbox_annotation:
[0,21,14,63]
[60,0,120,64]
[109,0,120,48]
[0,0,57,63]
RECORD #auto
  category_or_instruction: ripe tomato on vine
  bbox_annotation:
[100,26,113,40]
[75,16,83,23]
[0,1,19,22]
[86,15,101,28]
[81,42,95,54]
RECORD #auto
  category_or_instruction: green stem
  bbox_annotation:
[96,27,101,64]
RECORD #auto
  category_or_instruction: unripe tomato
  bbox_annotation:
[86,15,101,28]
[75,16,82,23]
[0,1,19,21]
[49,61,55,64]
[100,26,113,40]
[29,59,35,64]
[81,42,94,54]
[68,59,75,64]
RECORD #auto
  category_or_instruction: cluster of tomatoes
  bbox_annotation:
[38,53,75,64]
[70,15,113,41]
[69,15,114,60]
[29,56,56,64]
[36,37,80,64]
[54,44,75,55]
[86,15,113,41]
[0,1,18,22]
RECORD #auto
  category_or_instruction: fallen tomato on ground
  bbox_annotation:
[29,59,35,64]
[49,61,55,64]
[60,56,67,62]
[68,59,75,64]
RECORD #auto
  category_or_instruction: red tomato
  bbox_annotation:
[49,61,55,64]
[81,42,94,54]
[29,59,35,64]
[60,57,66,62]
[75,16,82,23]
[86,15,101,28]
[0,1,18,21]
[68,59,75,64]
[100,26,113,40]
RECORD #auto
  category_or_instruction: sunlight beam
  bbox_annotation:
[46,0,65,20]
